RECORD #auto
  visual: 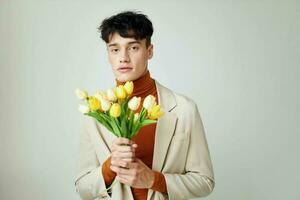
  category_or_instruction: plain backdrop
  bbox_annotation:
[1,0,299,199]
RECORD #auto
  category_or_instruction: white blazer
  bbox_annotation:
[74,80,215,200]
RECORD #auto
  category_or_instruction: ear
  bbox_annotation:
[147,44,154,59]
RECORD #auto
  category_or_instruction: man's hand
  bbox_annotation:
[111,137,137,169]
[110,158,155,189]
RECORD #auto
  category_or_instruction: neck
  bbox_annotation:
[115,70,156,97]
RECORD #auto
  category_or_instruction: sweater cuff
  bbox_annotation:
[101,156,117,186]
[150,171,168,193]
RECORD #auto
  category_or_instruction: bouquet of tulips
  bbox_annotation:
[75,81,164,139]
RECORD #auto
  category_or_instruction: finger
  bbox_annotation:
[112,151,135,160]
[111,155,134,162]
[110,165,132,175]
[119,166,135,176]
[135,159,148,168]
[111,159,130,168]
[111,145,131,153]
[116,175,130,185]
[110,165,126,174]
[110,165,118,173]
[122,157,135,162]
[118,145,135,153]
[134,158,142,163]
[115,137,134,146]
[117,174,133,181]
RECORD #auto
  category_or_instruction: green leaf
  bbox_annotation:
[86,112,114,133]
[101,112,112,122]
[95,119,114,134]
[141,119,157,126]
[128,111,134,134]
[124,100,128,112]
[121,116,128,138]
[111,117,121,137]
[139,108,147,123]
[131,123,142,139]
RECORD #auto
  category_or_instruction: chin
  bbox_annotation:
[116,74,134,82]
[115,70,142,82]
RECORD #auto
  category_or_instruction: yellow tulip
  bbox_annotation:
[115,85,127,100]
[88,96,101,111]
[147,105,164,120]
[93,92,111,112]
[109,103,121,117]
[124,81,134,96]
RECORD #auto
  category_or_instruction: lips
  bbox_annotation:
[118,66,133,73]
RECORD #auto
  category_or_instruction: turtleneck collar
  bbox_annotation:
[115,70,156,98]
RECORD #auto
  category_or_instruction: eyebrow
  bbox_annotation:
[108,41,141,47]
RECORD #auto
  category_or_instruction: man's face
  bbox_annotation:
[106,33,153,82]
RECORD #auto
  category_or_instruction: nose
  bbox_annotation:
[120,49,130,63]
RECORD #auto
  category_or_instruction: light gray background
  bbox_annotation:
[1,0,299,199]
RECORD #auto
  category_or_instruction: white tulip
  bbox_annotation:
[94,92,102,101]
[78,104,90,114]
[75,89,88,100]
[100,98,111,112]
[128,96,141,111]
[143,95,156,110]
[106,88,117,102]
[94,91,107,101]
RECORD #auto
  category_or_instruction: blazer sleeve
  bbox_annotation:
[164,101,215,200]
[74,119,111,200]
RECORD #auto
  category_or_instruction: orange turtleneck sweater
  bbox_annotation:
[101,70,168,199]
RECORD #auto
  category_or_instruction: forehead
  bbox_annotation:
[107,33,145,47]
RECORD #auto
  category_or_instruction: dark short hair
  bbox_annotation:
[98,10,153,47]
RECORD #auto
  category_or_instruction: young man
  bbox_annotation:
[75,11,214,200]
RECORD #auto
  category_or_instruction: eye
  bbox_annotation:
[130,46,139,51]
[111,49,119,53]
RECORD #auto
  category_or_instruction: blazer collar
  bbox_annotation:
[154,79,177,113]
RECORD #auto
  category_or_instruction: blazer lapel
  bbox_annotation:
[152,80,178,172]
[147,80,178,200]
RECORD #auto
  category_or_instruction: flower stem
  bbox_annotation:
[100,179,118,195]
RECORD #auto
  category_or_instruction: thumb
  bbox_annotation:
[136,158,146,166]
